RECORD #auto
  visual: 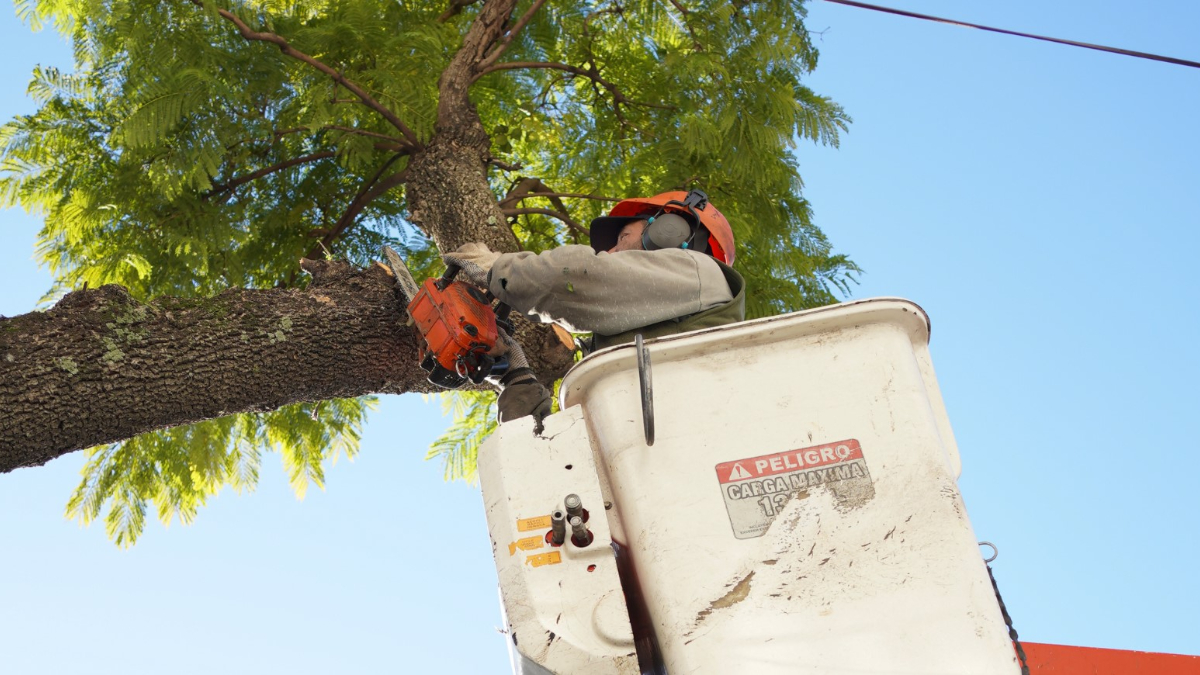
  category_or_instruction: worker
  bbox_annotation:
[444,189,745,425]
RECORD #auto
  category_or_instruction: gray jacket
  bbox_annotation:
[487,245,734,336]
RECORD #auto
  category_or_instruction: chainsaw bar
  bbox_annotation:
[382,245,421,306]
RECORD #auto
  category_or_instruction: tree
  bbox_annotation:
[0,0,857,544]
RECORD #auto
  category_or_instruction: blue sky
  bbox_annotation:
[1,1,1197,672]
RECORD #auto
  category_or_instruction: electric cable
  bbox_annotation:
[821,0,1200,70]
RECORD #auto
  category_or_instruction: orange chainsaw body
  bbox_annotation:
[407,276,499,387]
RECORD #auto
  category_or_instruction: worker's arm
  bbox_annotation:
[487,245,733,336]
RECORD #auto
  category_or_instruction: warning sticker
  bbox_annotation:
[508,535,547,556]
[525,551,562,568]
[715,439,874,539]
[516,515,552,532]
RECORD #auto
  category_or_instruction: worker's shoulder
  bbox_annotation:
[602,248,728,279]
[602,247,712,265]
[673,248,730,278]
[526,244,600,262]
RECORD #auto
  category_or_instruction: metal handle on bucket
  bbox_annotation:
[636,333,654,446]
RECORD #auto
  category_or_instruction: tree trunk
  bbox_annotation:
[406,0,521,254]
[0,259,574,473]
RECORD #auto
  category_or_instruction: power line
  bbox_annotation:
[820,0,1200,70]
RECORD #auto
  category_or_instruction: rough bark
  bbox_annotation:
[405,0,521,254]
[0,259,575,473]
[0,0,585,474]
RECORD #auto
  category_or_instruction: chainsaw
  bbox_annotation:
[383,246,516,389]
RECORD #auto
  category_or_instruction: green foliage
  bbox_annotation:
[425,391,497,485]
[5,0,859,543]
[65,397,373,548]
[426,379,564,485]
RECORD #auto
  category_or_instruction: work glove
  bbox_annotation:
[493,331,552,432]
[442,243,500,288]
[497,380,553,429]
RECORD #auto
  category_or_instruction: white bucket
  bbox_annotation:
[561,298,1019,674]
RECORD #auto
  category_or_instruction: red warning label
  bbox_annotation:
[716,440,871,539]
[717,441,864,484]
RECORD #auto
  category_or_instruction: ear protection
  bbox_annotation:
[641,212,693,251]
[639,189,713,254]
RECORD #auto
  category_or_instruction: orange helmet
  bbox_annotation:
[589,189,736,265]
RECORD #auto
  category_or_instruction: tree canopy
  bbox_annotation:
[0,0,857,544]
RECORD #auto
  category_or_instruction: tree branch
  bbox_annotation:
[306,158,411,260]
[497,178,614,238]
[532,72,567,109]
[501,207,588,236]
[477,0,550,71]
[373,141,409,153]
[488,157,524,171]
[475,60,590,83]
[662,0,704,50]
[472,61,675,112]
[189,0,423,148]
[327,125,411,146]
[233,125,411,154]
[0,266,417,472]
[223,126,308,153]
[438,0,480,23]
[499,176,548,208]
[499,178,617,209]
[523,191,620,203]
[407,0,524,254]
[205,150,337,199]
